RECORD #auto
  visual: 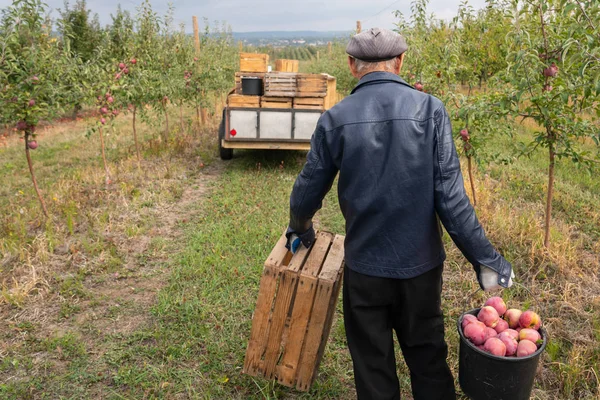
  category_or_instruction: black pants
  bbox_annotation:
[343,264,456,400]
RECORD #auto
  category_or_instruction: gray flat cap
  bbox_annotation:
[346,28,408,61]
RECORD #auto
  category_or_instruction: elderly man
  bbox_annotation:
[285,28,513,399]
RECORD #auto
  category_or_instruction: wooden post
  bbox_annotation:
[356,20,362,33]
[192,16,200,56]
[316,50,320,61]
[238,40,243,52]
[327,41,332,56]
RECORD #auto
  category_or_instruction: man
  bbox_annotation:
[285,28,513,400]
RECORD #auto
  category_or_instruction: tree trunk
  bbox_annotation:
[196,105,201,129]
[164,106,169,143]
[132,106,141,168]
[544,145,556,248]
[25,132,49,217]
[98,126,112,186]
[180,103,185,132]
[467,155,477,206]
[201,107,208,125]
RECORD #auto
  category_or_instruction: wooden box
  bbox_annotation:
[243,231,345,391]
[264,72,298,97]
[240,52,269,73]
[296,73,328,98]
[228,94,260,108]
[275,59,299,73]
[261,96,293,109]
[293,97,325,111]
[235,72,265,95]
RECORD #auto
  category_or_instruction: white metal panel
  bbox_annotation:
[259,111,293,139]
[229,110,258,139]
[294,112,321,140]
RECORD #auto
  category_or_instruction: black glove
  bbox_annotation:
[285,225,316,253]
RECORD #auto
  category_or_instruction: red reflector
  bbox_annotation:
[230,129,237,136]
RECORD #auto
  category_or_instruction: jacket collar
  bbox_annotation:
[350,71,414,94]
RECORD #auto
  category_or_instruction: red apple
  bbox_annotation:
[28,99,35,107]
[483,337,506,357]
[497,331,518,356]
[100,107,108,115]
[494,318,509,334]
[503,309,522,329]
[516,340,537,357]
[130,58,137,64]
[119,62,126,70]
[100,118,106,124]
[461,314,478,330]
[478,306,500,328]
[464,321,487,345]
[414,82,424,91]
[519,310,541,330]
[485,296,507,316]
[27,140,38,149]
[519,328,541,344]
[459,129,470,141]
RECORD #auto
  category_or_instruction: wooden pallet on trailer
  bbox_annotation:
[264,72,298,97]
[261,96,293,109]
[296,73,328,98]
[293,97,325,110]
[243,231,346,391]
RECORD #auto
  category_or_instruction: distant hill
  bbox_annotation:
[232,31,351,40]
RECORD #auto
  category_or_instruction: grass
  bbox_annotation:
[0,98,599,399]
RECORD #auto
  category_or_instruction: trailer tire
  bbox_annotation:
[218,111,233,160]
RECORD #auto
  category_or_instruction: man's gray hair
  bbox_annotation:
[354,57,400,73]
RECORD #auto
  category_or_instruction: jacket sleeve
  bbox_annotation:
[288,124,338,234]
[433,105,512,287]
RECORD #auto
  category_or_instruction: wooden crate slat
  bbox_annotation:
[262,267,301,379]
[294,98,325,106]
[261,96,293,109]
[243,263,282,376]
[228,94,260,108]
[276,273,319,386]
[295,279,336,391]
[301,232,333,277]
[265,233,291,268]
[318,234,345,282]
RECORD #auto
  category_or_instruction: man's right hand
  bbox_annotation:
[285,225,316,254]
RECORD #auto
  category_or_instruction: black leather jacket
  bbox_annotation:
[288,71,511,286]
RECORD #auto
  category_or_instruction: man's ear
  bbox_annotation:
[397,54,405,74]
[348,56,360,78]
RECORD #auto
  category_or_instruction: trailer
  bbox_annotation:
[218,54,336,160]
[218,107,322,160]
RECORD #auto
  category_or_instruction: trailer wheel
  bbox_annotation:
[218,111,233,160]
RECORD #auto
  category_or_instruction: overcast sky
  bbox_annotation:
[0,0,488,32]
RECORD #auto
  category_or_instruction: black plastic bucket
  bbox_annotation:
[241,77,263,96]
[457,308,547,400]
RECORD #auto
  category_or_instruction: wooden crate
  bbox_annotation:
[240,52,269,73]
[243,231,345,391]
[275,59,299,73]
[264,72,297,97]
[261,96,293,109]
[293,97,325,110]
[235,72,265,95]
[228,94,260,108]
[296,73,328,98]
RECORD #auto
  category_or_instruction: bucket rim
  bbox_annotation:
[458,308,547,362]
